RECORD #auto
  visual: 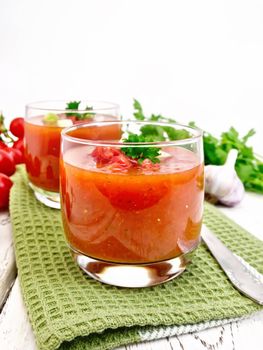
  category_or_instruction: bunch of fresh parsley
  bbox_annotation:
[130,99,263,194]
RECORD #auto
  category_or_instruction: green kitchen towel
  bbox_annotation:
[10,166,263,350]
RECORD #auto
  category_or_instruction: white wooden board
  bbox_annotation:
[0,212,16,309]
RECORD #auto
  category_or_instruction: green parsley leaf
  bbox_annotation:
[66,101,94,120]
[82,105,94,119]
[66,101,81,118]
[242,129,256,143]
[66,101,81,110]
[149,114,175,123]
[0,114,6,139]
[121,134,161,164]
[133,99,145,120]
[203,132,228,165]
[133,99,191,141]
[162,126,191,140]
[140,125,166,141]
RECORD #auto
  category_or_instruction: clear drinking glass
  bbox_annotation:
[24,100,120,209]
[60,120,204,287]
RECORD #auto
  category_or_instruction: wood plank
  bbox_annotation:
[0,211,16,309]
[0,278,37,350]
[121,311,263,349]
[168,311,263,350]
[219,192,263,241]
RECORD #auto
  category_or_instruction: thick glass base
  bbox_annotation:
[71,248,193,288]
[29,182,61,209]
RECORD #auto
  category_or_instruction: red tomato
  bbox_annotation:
[107,153,134,171]
[0,150,16,176]
[0,173,13,210]
[13,139,24,154]
[0,141,7,149]
[5,147,24,164]
[10,118,24,139]
[92,147,122,165]
[91,147,136,171]
[96,181,169,210]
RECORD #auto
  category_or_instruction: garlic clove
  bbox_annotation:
[205,149,245,207]
[205,164,235,197]
[218,175,245,207]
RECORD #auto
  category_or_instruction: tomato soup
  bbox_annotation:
[60,146,204,264]
[25,116,121,192]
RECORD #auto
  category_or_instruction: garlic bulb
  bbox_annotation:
[205,149,245,207]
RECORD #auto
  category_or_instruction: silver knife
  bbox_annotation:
[202,224,263,305]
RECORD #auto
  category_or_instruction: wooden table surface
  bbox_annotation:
[0,192,263,350]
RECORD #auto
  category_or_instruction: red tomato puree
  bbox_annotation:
[60,145,204,263]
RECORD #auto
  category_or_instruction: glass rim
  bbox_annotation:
[25,100,120,113]
[61,120,203,147]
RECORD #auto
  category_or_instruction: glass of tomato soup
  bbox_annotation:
[60,120,204,287]
[25,100,120,209]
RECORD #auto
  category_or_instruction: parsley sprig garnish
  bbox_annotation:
[121,99,192,164]
[66,101,94,120]
[66,101,81,117]
[133,99,191,141]
[121,134,161,164]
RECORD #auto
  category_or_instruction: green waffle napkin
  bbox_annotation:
[10,166,263,350]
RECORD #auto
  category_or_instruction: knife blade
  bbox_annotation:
[202,224,263,305]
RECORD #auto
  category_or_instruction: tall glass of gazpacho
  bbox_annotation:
[25,100,120,209]
[60,120,204,287]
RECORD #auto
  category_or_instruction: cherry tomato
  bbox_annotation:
[13,139,24,154]
[10,118,24,139]
[0,140,7,149]
[0,173,13,210]
[0,150,16,176]
[5,147,24,164]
